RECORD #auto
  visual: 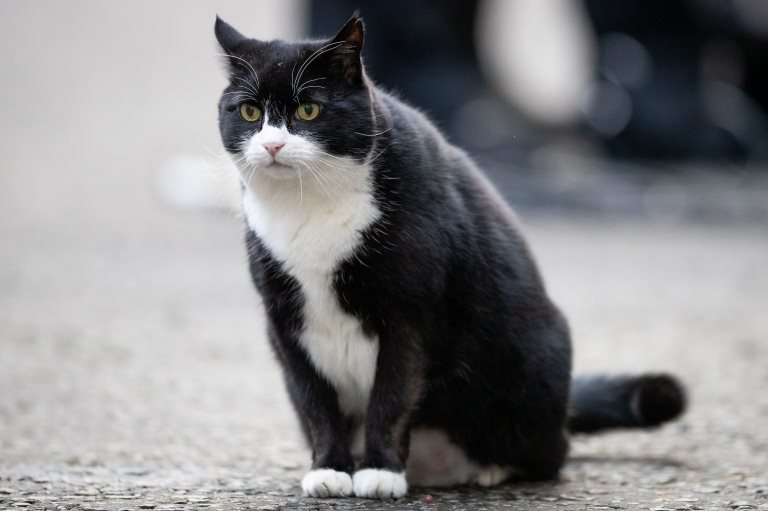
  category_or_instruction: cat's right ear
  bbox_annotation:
[328,13,365,85]
[215,16,247,56]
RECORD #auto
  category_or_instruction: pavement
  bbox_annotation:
[2,214,767,510]
[2,1,768,510]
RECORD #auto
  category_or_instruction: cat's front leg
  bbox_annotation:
[270,329,355,497]
[353,327,423,499]
[292,379,354,497]
[300,418,354,498]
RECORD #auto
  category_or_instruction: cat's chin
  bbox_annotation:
[253,162,298,180]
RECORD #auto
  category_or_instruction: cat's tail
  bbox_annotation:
[567,373,686,434]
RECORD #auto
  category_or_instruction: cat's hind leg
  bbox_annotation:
[406,429,516,488]
[474,465,512,487]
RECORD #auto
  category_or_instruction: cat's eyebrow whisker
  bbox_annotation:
[293,84,326,102]
[292,41,344,94]
[293,42,341,92]
[215,51,261,91]
[238,78,259,98]
[296,77,326,88]
[221,91,258,103]
[295,84,325,94]
[232,76,260,97]
[294,77,327,101]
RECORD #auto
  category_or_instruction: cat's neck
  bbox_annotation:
[240,159,381,273]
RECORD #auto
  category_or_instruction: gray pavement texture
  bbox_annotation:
[2,1,768,510]
[2,217,768,511]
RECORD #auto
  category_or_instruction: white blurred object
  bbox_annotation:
[477,0,595,126]
[155,155,240,211]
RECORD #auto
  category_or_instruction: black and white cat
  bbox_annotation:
[214,15,685,500]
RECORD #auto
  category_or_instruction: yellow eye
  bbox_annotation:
[296,103,321,121]
[239,103,262,122]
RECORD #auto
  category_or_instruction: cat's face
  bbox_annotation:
[216,16,377,181]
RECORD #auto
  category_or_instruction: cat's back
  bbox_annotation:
[373,89,541,285]
[376,89,522,226]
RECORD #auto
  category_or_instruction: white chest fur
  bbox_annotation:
[241,161,381,417]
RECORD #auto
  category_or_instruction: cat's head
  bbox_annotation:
[215,15,378,182]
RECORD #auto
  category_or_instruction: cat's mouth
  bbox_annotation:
[266,161,293,171]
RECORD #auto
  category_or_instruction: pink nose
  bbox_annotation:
[263,143,285,157]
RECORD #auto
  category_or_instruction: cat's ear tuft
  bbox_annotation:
[215,16,247,55]
[329,14,365,85]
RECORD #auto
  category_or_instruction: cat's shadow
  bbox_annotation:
[567,454,688,468]
[408,456,688,497]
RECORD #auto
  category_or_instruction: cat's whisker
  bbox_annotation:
[221,88,259,102]
[307,157,348,198]
[294,84,326,102]
[295,84,325,95]
[304,159,340,192]
[221,91,258,103]
[292,41,344,95]
[314,150,379,168]
[293,43,338,92]
[299,161,335,201]
[296,77,326,89]
[215,51,261,90]
[354,127,393,137]
[239,157,260,190]
[308,155,363,176]
[312,149,363,163]
[316,170,346,196]
[202,144,234,159]
[365,146,389,166]
[295,166,304,213]
[294,77,327,101]
[195,158,234,176]
[233,76,260,97]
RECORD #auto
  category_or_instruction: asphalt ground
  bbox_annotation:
[2,213,767,510]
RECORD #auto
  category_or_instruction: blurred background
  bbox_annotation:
[1,0,766,505]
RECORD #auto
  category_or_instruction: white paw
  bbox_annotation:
[353,468,408,499]
[475,465,510,487]
[301,469,353,498]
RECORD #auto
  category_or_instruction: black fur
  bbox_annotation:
[568,374,686,433]
[215,15,686,488]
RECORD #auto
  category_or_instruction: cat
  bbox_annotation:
[214,14,686,500]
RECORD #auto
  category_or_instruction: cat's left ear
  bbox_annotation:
[215,16,257,77]
[329,13,365,85]
[215,16,247,55]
